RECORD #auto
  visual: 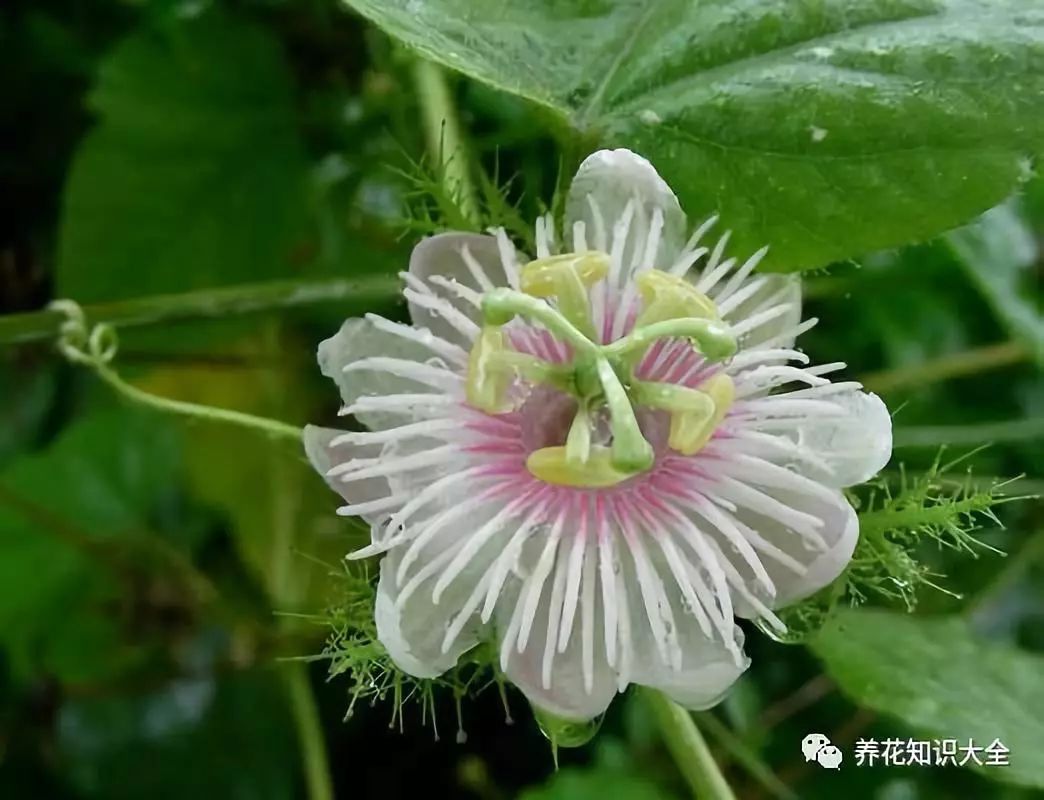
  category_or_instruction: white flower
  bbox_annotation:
[305,149,892,722]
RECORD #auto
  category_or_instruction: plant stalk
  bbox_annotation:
[0,274,401,347]
[411,58,481,226]
[861,340,1027,393]
[645,689,738,800]
[892,416,1044,448]
[92,360,303,442]
[284,663,335,800]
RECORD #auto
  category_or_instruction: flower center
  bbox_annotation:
[466,251,738,488]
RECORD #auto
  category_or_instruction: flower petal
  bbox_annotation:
[375,555,470,678]
[495,561,618,722]
[722,274,803,351]
[565,149,686,273]
[407,232,511,347]
[303,424,394,523]
[633,626,750,710]
[620,551,749,709]
[374,497,508,678]
[706,483,859,611]
[317,316,461,431]
[790,389,892,488]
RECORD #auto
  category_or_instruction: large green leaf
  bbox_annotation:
[0,409,197,683]
[57,670,298,800]
[947,202,1044,366]
[57,10,309,300]
[140,329,351,613]
[812,609,1044,789]
[344,0,1044,270]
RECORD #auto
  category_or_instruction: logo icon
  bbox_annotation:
[802,733,831,761]
[817,744,843,770]
[802,733,843,769]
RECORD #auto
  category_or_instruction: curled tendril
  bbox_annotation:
[44,298,302,442]
[48,299,119,366]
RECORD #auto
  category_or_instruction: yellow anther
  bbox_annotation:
[635,270,719,327]
[526,445,636,488]
[520,252,609,297]
[466,327,512,413]
[520,252,609,339]
[671,372,735,455]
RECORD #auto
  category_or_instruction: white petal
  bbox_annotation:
[722,274,803,352]
[496,570,618,722]
[621,551,749,709]
[376,434,472,507]
[636,628,750,711]
[374,555,472,678]
[788,389,892,487]
[713,485,859,610]
[303,425,396,524]
[564,149,686,272]
[318,316,458,431]
[374,496,509,678]
[407,233,510,347]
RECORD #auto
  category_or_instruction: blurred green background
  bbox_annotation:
[1,1,1041,798]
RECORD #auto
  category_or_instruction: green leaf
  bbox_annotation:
[0,361,57,468]
[812,608,1044,789]
[0,409,200,683]
[57,670,298,800]
[947,202,1044,366]
[141,330,349,612]
[57,10,309,300]
[343,0,1044,270]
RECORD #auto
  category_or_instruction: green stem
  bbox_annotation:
[284,663,335,800]
[412,58,480,227]
[861,340,1027,393]
[892,416,1044,448]
[255,322,334,800]
[92,360,303,442]
[0,275,401,347]
[694,712,797,800]
[645,690,737,800]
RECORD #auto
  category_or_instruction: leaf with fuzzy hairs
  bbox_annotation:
[343,0,1044,270]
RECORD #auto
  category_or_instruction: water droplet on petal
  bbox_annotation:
[531,705,603,749]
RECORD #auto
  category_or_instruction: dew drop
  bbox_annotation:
[532,706,604,749]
